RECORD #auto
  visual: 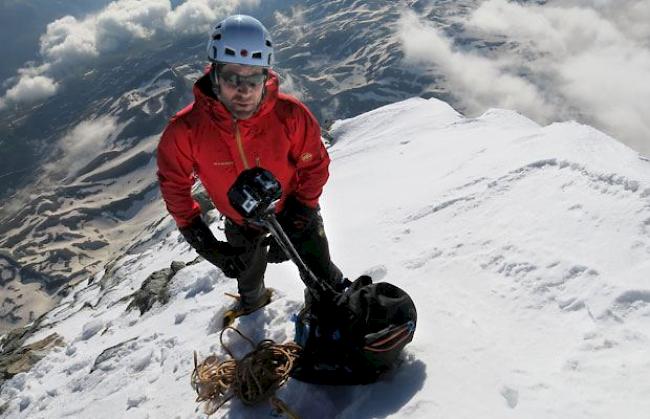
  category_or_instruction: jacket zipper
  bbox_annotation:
[233,120,250,169]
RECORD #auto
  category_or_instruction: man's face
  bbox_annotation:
[217,63,267,120]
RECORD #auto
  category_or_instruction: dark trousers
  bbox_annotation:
[224,211,342,304]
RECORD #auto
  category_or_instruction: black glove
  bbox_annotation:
[179,217,247,278]
[265,236,290,264]
[277,196,319,233]
[209,241,248,278]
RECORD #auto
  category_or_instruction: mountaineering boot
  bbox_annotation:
[222,288,274,328]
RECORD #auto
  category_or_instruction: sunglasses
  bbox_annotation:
[218,70,268,88]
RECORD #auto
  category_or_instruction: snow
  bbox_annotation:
[116,75,174,114]
[3,97,650,418]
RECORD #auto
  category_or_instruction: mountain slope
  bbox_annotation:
[0,59,200,332]
[1,97,649,418]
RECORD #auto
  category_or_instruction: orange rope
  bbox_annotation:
[191,327,302,417]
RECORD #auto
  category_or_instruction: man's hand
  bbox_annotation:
[266,236,289,263]
[179,217,247,278]
[278,196,318,233]
[210,241,247,278]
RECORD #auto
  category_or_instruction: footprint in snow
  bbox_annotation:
[126,395,147,410]
[610,290,650,318]
[500,386,519,409]
[404,250,443,270]
[131,350,154,372]
[362,264,388,281]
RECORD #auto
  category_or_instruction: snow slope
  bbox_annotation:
[2,97,650,419]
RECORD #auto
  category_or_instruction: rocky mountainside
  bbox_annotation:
[0,44,202,331]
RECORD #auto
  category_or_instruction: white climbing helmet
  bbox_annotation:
[207,15,273,67]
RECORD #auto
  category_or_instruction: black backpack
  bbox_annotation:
[290,275,417,385]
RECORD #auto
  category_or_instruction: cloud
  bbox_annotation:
[550,0,650,45]
[39,15,100,65]
[0,0,259,108]
[398,0,650,156]
[2,75,59,106]
[165,0,214,34]
[273,6,307,40]
[93,0,171,51]
[49,115,120,177]
[398,10,556,123]
[277,71,305,101]
[165,0,261,34]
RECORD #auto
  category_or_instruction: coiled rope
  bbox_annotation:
[191,327,302,418]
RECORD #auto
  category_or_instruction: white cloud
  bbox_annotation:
[39,15,99,65]
[277,71,305,101]
[273,6,307,40]
[398,0,650,156]
[165,0,261,34]
[166,0,214,34]
[398,10,556,123]
[94,0,171,51]
[1,0,259,108]
[39,0,172,68]
[3,75,59,105]
[550,0,650,45]
[51,115,120,177]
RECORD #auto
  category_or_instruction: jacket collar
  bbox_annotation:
[193,70,279,124]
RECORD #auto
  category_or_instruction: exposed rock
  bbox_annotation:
[90,337,138,373]
[99,258,120,289]
[1,322,38,354]
[125,261,186,315]
[0,332,64,388]
[72,240,108,251]
[0,310,21,326]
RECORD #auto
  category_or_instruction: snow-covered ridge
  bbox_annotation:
[2,97,650,418]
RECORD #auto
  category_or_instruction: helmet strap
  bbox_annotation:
[209,63,221,97]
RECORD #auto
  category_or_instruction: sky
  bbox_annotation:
[0,0,648,155]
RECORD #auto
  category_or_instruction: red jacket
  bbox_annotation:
[157,71,330,228]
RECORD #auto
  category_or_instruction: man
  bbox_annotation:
[157,15,343,322]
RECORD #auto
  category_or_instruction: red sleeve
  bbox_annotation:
[157,117,202,228]
[288,102,331,208]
